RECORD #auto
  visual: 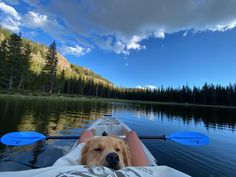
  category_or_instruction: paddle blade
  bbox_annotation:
[167,132,209,146]
[0,132,46,146]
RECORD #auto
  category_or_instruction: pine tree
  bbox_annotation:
[42,41,58,94]
[0,39,8,88]
[56,69,65,95]
[18,43,31,89]
[7,33,23,89]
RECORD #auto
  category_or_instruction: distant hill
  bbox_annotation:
[0,27,112,86]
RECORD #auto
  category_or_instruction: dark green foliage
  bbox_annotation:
[56,69,65,94]
[6,33,23,89]
[0,39,8,88]
[41,41,58,94]
[0,31,31,90]
[117,84,236,106]
[18,42,31,89]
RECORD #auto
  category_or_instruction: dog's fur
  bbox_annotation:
[80,136,131,169]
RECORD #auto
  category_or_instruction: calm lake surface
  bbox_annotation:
[0,95,236,177]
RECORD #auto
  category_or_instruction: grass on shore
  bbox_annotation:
[0,90,236,109]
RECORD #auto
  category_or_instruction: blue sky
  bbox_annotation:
[1,0,236,88]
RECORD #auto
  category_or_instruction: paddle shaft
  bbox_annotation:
[139,135,166,140]
[46,136,80,140]
[45,135,166,140]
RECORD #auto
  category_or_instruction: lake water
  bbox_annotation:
[0,96,236,176]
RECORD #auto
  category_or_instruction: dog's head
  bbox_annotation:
[80,136,131,170]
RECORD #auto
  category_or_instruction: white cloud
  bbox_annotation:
[136,85,143,89]
[21,11,71,43]
[145,85,157,90]
[127,35,146,50]
[95,37,129,55]
[136,85,157,90]
[114,41,127,54]
[24,0,236,54]
[0,3,66,40]
[154,30,165,39]
[60,45,91,57]
[0,2,21,32]
[23,11,48,28]
[22,11,62,34]
[0,2,20,20]
[0,2,92,56]
[0,2,90,56]
[3,0,236,55]
[206,20,236,32]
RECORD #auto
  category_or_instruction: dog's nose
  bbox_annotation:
[106,152,120,167]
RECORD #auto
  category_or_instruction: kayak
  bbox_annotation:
[0,115,191,177]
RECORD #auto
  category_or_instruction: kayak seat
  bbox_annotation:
[125,131,149,166]
[78,130,94,144]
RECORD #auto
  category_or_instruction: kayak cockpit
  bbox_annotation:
[75,116,158,166]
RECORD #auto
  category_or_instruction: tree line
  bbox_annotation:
[0,32,236,106]
[116,84,236,106]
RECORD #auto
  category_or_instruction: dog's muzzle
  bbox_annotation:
[106,152,120,168]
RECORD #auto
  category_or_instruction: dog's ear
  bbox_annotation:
[80,141,90,165]
[122,142,131,166]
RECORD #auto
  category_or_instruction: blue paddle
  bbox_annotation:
[139,132,209,146]
[0,131,209,146]
[0,132,79,146]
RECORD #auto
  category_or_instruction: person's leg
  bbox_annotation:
[78,130,94,144]
[125,131,149,166]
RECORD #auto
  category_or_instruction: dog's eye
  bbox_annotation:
[115,148,120,152]
[94,147,102,152]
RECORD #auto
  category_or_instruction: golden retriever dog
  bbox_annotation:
[80,136,131,170]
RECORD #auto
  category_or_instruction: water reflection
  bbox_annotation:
[112,103,236,130]
[0,97,113,136]
[0,96,113,171]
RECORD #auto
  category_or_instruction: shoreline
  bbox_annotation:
[0,93,236,109]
